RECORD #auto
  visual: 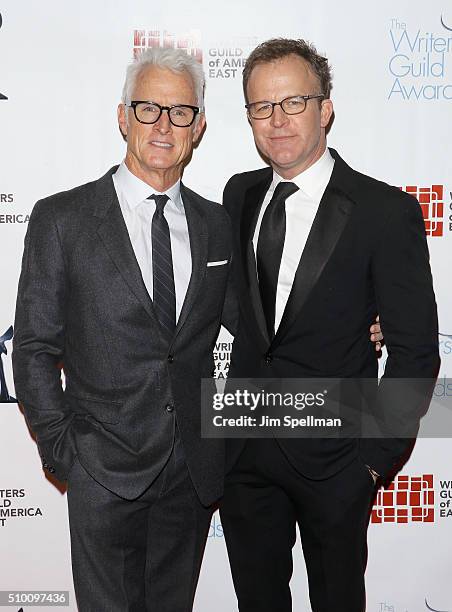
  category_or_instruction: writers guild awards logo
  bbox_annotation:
[0,11,8,100]
[133,29,202,63]
[0,325,16,402]
[399,185,445,237]
[371,474,434,523]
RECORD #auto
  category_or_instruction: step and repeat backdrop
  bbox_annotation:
[1,1,451,610]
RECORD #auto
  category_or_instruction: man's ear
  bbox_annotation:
[118,103,128,140]
[193,113,206,143]
[320,98,333,129]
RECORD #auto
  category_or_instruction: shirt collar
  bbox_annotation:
[272,148,335,200]
[113,161,183,211]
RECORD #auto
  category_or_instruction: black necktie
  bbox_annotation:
[256,181,299,340]
[149,194,176,334]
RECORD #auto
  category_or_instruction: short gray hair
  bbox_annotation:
[121,47,205,108]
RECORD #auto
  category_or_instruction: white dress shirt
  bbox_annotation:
[253,148,335,331]
[112,162,191,322]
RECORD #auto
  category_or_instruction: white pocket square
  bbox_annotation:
[207,260,229,267]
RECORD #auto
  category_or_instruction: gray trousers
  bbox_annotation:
[67,436,213,612]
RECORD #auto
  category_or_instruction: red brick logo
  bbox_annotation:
[401,185,444,237]
[133,29,202,63]
[371,474,434,523]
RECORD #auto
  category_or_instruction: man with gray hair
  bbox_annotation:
[13,47,233,610]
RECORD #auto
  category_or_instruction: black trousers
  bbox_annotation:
[67,435,213,612]
[220,439,376,612]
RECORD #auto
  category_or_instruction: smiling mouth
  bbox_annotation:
[150,141,173,148]
[269,135,294,141]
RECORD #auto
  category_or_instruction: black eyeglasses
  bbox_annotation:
[127,101,201,127]
[245,94,325,120]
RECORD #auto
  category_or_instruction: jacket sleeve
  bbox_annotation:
[360,191,440,480]
[12,198,76,481]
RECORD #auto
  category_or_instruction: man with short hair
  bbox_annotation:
[13,48,232,611]
[220,38,439,612]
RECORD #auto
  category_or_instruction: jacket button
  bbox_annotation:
[42,462,48,469]
[265,353,273,364]
[167,355,174,364]
[165,404,174,413]
[48,466,56,474]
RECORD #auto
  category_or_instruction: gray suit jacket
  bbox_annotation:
[13,166,232,504]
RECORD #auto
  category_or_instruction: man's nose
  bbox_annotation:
[154,109,172,132]
[270,104,289,128]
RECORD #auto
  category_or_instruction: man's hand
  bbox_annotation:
[366,465,380,485]
[370,315,383,352]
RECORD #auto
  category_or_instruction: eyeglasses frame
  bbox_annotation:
[245,94,325,120]
[126,100,201,127]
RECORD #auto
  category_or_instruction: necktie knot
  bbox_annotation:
[148,193,170,214]
[272,181,299,203]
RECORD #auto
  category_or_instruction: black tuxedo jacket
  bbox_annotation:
[223,148,439,480]
[13,167,232,505]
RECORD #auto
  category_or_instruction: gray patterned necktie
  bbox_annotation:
[148,194,176,334]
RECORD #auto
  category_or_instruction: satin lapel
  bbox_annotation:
[173,184,208,339]
[94,172,159,324]
[240,174,272,346]
[272,185,355,348]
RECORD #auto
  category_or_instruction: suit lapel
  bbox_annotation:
[92,169,162,327]
[173,184,208,338]
[240,172,272,346]
[92,174,209,344]
[272,166,356,348]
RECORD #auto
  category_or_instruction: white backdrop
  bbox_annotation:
[1,1,451,610]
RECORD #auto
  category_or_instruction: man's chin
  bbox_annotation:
[268,156,300,176]
[265,148,299,167]
[142,157,175,172]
